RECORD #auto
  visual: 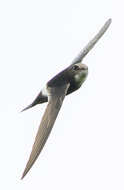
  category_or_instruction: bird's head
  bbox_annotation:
[67,63,88,86]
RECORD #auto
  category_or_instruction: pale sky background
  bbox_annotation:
[0,0,124,189]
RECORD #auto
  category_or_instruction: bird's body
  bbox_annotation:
[21,19,111,179]
[22,63,88,112]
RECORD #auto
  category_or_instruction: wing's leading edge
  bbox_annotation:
[72,18,112,65]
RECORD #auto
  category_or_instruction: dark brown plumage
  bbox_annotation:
[21,19,111,179]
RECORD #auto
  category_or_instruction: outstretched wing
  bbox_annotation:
[72,18,112,65]
[21,83,70,179]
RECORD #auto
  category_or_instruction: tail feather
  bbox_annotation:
[21,92,48,112]
[21,103,34,112]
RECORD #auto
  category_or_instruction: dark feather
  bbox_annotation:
[21,83,70,179]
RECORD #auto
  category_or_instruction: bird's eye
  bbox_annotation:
[73,65,79,70]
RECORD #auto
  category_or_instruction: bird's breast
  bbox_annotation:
[74,71,88,88]
[67,71,88,95]
[74,73,87,87]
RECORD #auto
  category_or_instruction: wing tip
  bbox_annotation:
[105,18,112,27]
[21,168,28,180]
[108,18,112,23]
[21,174,25,180]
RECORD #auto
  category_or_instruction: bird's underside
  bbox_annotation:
[21,18,111,179]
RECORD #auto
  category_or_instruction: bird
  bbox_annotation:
[21,18,112,179]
